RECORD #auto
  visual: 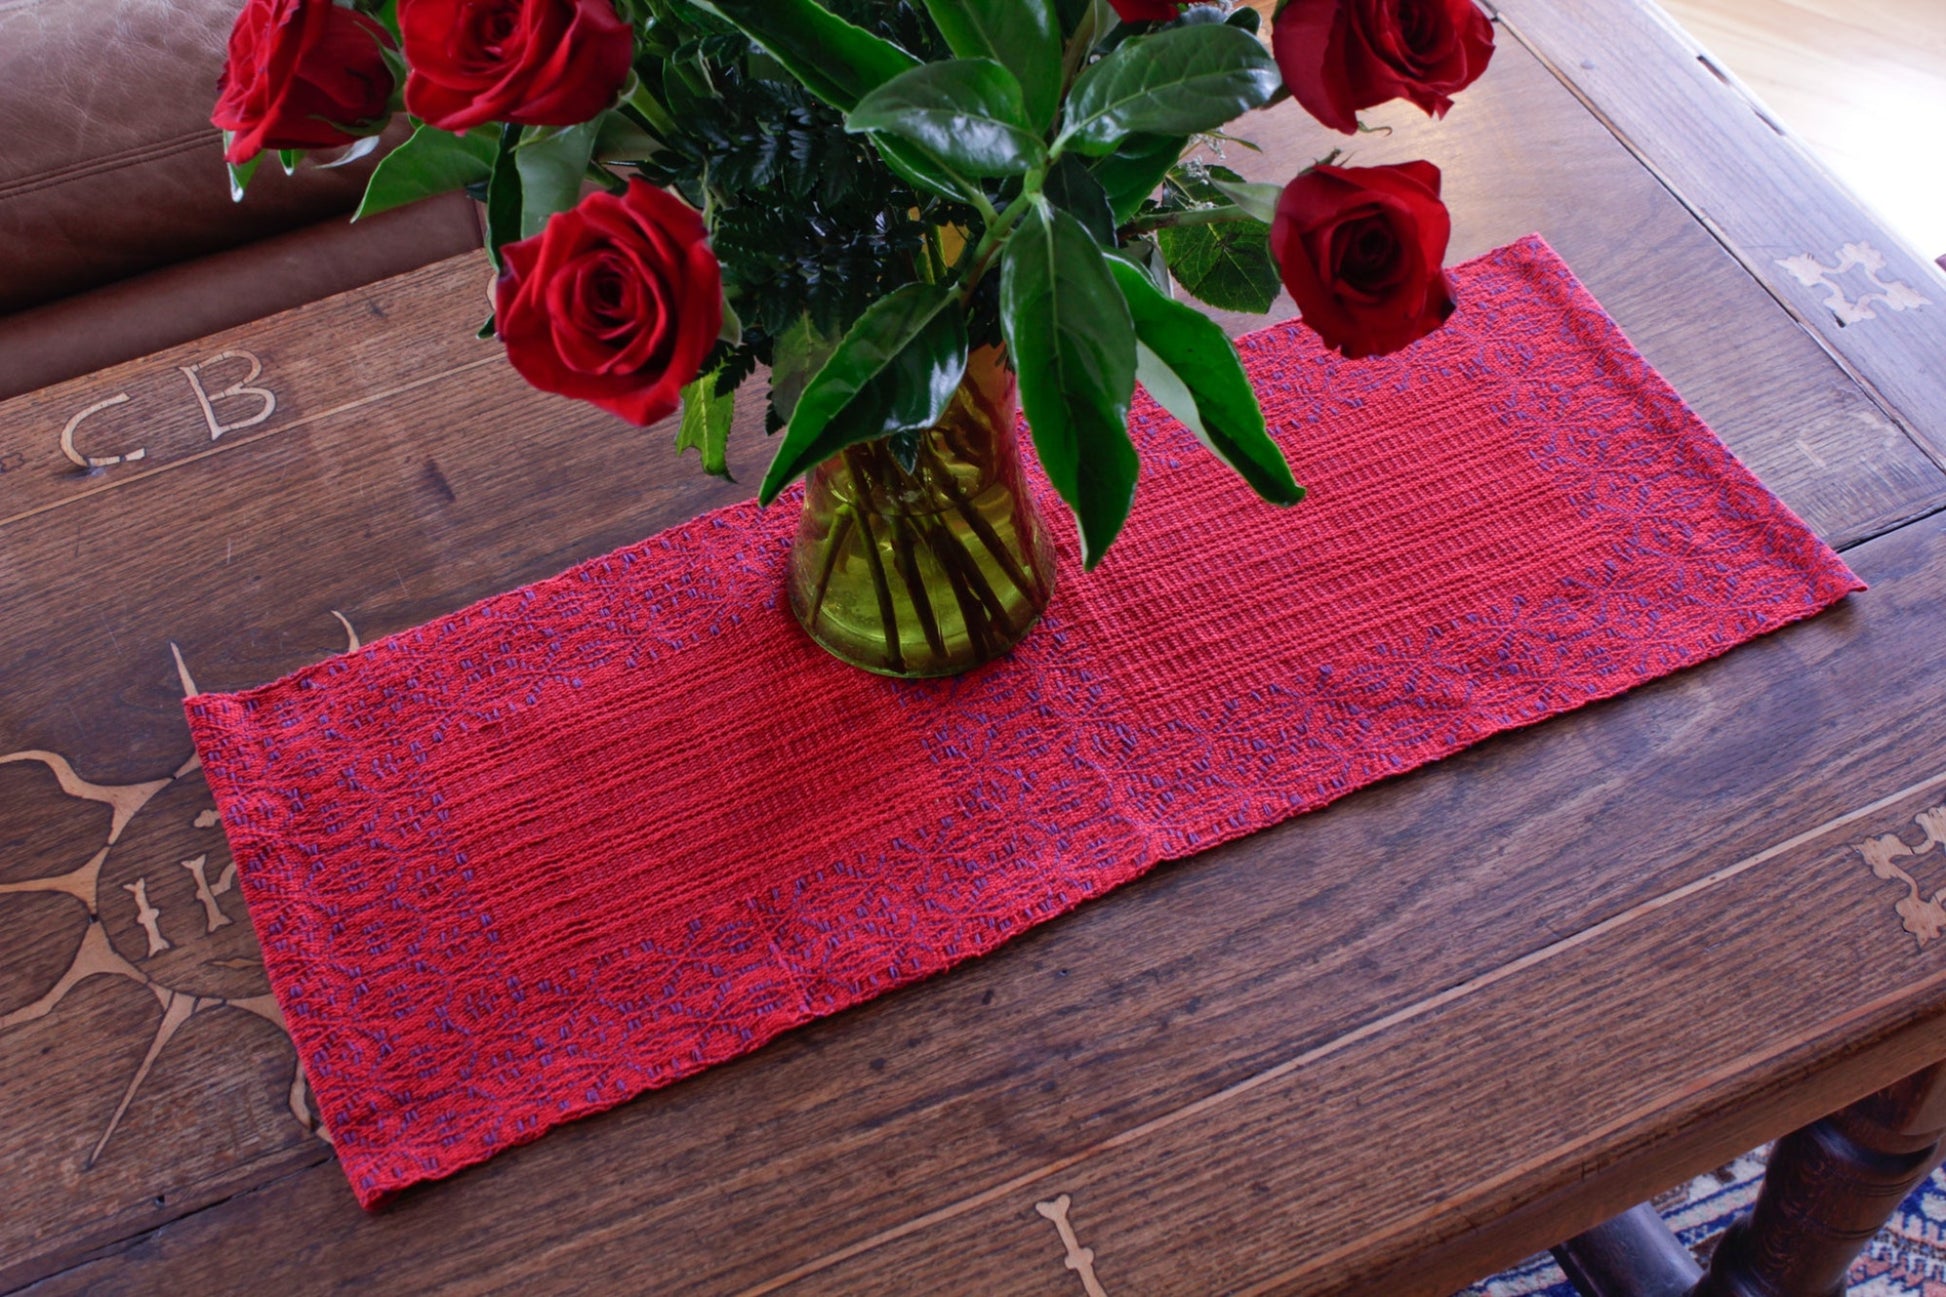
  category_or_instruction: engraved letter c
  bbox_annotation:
[60,393,144,469]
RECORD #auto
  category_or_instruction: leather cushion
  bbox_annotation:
[0,191,482,401]
[0,0,398,315]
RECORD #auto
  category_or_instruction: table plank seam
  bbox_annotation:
[0,1147,335,1297]
[1834,499,1946,551]
[0,355,501,532]
[1488,6,1946,491]
[713,766,1946,1295]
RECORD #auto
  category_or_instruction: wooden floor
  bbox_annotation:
[1656,0,1946,260]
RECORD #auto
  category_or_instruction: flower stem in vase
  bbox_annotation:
[785,350,1056,678]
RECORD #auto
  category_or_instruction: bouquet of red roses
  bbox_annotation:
[215,0,1491,674]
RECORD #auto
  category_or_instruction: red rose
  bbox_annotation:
[1270,161,1456,359]
[400,0,634,133]
[212,0,395,165]
[1110,0,1187,19]
[495,181,723,427]
[1273,0,1495,134]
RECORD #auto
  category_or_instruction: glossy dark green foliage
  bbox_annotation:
[918,0,1063,130]
[355,123,496,221]
[514,121,601,238]
[1061,23,1282,155]
[484,124,523,274]
[1089,132,1188,225]
[759,283,970,502]
[1045,154,1117,246]
[1107,257,1302,505]
[677,370,737,479]
[1001,203,1140,569]
[689,0,917,111]
[847,60,1046,178]
[1158,217,1281,313]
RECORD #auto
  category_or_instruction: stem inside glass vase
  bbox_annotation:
[786,347,1056,678]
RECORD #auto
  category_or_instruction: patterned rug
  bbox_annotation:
[1460,1155,1946,1296]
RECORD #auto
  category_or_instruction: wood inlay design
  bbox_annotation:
[55,347,279,475]
[1776,243,1931,325]
[177,350,276,440]
[59,393,141,469]
[180,854,237,934]
[0,615,363,1165]
[1035,1195,1109,1297]
[734,771,1946,1296]
[1856,805,1946,948]
[122,878,171,956]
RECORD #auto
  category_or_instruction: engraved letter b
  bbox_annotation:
[179,350,276,440]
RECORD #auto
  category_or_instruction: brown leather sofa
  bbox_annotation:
[0,0,482,400]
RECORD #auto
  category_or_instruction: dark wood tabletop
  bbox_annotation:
[6,1,1946,1293]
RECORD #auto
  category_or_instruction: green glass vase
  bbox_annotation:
[786,347,1056,678]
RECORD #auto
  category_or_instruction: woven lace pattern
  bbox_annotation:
[186,236,1863,1207]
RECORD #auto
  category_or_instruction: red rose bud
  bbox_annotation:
[401,0,634,133]
[212,0,395,164]
[1270,161,1457,359]
[495,181,724,427]
[1273,0,1495,134]
[1110,0,1189,18]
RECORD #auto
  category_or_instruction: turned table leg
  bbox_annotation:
[1688,1063,1946,1297]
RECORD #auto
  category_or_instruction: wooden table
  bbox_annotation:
[6,2,1946,1293]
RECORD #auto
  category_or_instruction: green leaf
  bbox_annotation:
[514,120,600,238]
[770,313,838,426]
[677,370,737,480]
[887,429,922,473]
[876,137,981,203]
[1207,173,1283,225]
[484,124,523,275]
[1107,256,1302,506]
[316,135,382,170]
[758,284,970,504]
[1059,24,1282,156]
[1125,235,1171,294]
[1158,217,1280,313]
[918,0,1063,130]
[277,149,300,177]
[594,109,664,163]
[1000,201,1139,570]
[226,150,260,204]
[847,60,1046,179]
[623,70,678,137]
[355,122,497,221]
[688,0,918,112]
[1043,154,1116,246]
[1090,132,1187,224]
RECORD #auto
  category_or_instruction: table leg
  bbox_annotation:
[1553,1203,1702,1297]
[1687,1063,1946,1297]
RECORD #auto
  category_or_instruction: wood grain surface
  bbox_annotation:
[6,7,1946,1295]
[1657,0,1946,261]
[1489,0,1946,479]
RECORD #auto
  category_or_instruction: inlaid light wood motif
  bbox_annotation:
[1855,805,1946,948]
[56,347,278,472]
[0,617,359,1166]
[1035,1194,1109,1297]
[1777,243,1931,325]
[177,350,277,440]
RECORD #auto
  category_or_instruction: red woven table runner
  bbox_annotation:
[187,236,1862,1207]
